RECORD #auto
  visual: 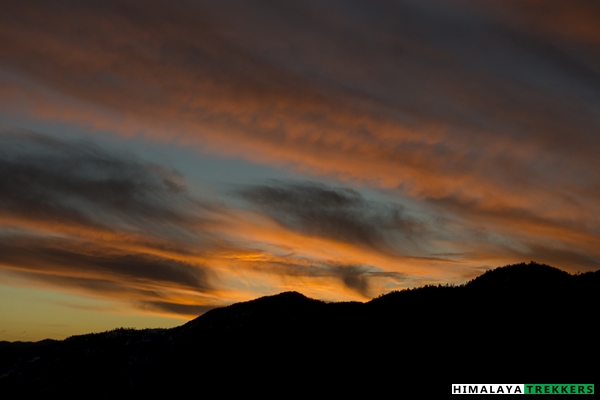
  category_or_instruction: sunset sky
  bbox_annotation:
[1,0,600,341]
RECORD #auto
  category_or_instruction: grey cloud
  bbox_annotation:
[0,236,212,291]
[330,265,407,297]
[238,182,425,254]
[9,270,163,300]
[0,131,205,237]
[10,270,220,316]
[334,265,377,298]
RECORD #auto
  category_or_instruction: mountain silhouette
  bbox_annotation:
[466,261,573,290]
[1,262,597,397]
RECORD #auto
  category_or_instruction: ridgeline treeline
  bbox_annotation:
[1,262,598,396]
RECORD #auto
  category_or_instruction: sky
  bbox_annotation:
[1,0,599,341]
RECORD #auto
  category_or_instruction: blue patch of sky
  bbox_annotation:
[0,110,431,228]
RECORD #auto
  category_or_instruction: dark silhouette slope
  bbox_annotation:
[466,261,572,290]
[0,262,598,396]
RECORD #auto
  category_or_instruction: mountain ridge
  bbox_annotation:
[1,262,598,396]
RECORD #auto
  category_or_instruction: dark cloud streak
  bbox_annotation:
[238,182,426,255]
[0,131,199,236]
[0,236,212,291]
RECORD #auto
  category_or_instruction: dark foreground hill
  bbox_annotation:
[1,262,598,396]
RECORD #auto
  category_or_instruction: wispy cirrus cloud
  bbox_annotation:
[0,131,202,234]
[0,236,212,292]
[238,181,426,257]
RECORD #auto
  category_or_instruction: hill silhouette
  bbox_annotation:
[0,262,597,397]
[466,261,573,289]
